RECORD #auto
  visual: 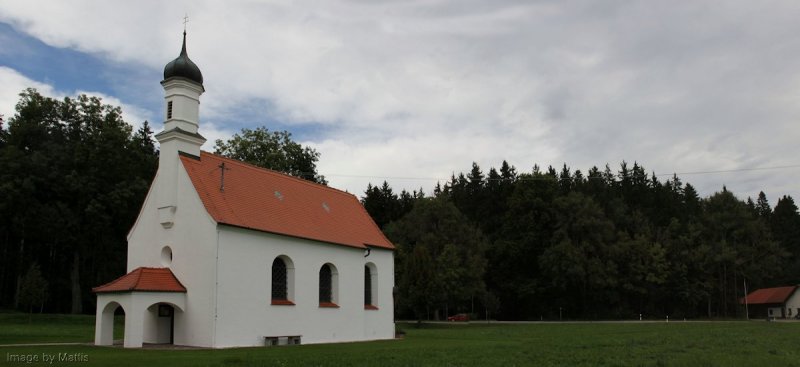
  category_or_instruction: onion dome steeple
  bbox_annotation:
[163,31,203,86]
[156,29,206,217]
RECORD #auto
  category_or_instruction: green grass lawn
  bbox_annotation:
[0,312,122,345]
[2,313,800,366]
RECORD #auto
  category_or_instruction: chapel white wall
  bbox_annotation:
[125,159,219,347]
[214,226,395,347]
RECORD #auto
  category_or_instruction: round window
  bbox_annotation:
[161,246,173,267]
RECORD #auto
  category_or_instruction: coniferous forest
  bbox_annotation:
[1,89,799,321]
[367,164,800,320]
[0,89,158,314]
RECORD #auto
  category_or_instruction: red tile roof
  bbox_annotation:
[179,152,394,250]
[93,267,187,293]
[740,286,797,305]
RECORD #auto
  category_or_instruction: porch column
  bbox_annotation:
[94,304,113,346]
[124,305,145,348]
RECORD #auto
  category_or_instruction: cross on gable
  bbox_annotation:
[219,162,231,192]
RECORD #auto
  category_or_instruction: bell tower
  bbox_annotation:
[154,31,206,225]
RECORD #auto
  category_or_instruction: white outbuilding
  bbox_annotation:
[93,32,395,348]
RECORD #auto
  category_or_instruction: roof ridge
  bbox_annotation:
[92,266,143,292]
[168,268,188,292]
[178,155,229,224]
[200,151,355,198]
[93,267,187,293]
[759,285,797,290]
[130,267,144,290]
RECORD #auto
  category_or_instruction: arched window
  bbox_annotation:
[365,263,378,309]
[271,256,294,305]
[160,246,173,267]
[319,263,339,307]
[364,266,372,306]
[319,264,332,303]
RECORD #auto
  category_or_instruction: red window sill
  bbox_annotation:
[271,299,295,306]
[319,302,339,308]
[364,304,379,310]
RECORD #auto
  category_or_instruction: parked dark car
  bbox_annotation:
[447,313,469,322]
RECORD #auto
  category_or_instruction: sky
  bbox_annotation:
[0,1,798,204]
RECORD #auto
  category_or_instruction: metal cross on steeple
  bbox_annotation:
[183,14,189,32]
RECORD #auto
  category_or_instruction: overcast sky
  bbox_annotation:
[1,1,798,204]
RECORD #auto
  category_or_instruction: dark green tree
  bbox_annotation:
[0,89,157,313]
[558,164,573,193]
[614,231,668,316]
[18,263,48,314]
[0,114,6,148]
[487,170,557,319]
[464,162,485,220]
[539,192,618,317]
[214,127,326,184]
[771,196,800,282]
[361,181,402,229]
[398,188,420,217]
[398,245,438,321]
[701,189,786,317]
[386,196,487,320]
[661,218,713,317]
[756,191,771,219]
[683,183,701,217]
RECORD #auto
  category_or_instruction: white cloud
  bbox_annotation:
[0,66,57,118]
[199,120,236,152]
[0,67,153,133]
[312,128,560,195]
[1,1,799,203]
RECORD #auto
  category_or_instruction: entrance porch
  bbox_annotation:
[93,267,187,348]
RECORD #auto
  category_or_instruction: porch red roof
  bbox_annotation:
[92,267,186,293]
[740,286,797,305]
[179,151,394,250]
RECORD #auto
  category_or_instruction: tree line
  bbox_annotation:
[2,89,798,321]
[364,162,800,320]
[0,89,158,314]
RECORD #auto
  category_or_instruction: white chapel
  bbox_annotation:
[92,32,396,348]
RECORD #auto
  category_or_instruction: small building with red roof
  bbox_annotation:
[740,285,800,319]
[93,32,394,348]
